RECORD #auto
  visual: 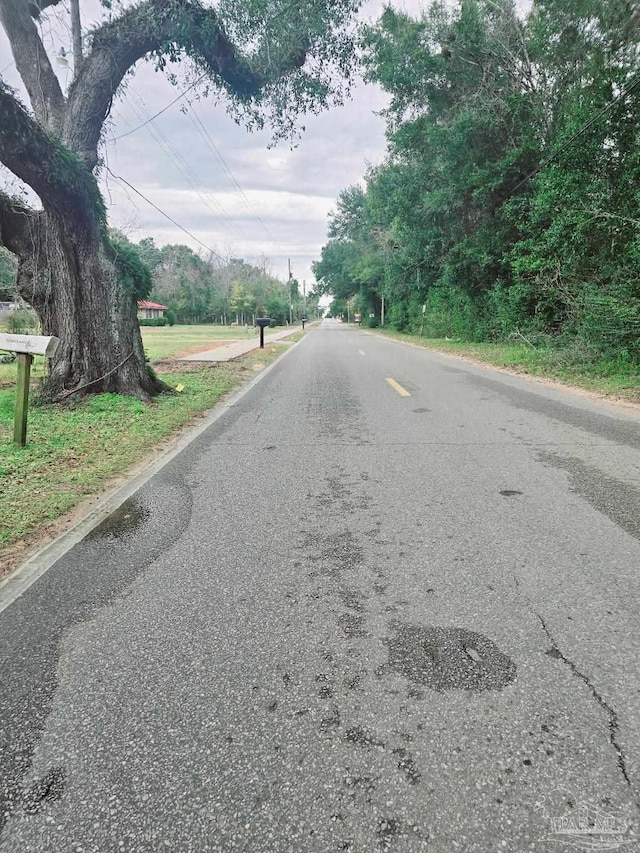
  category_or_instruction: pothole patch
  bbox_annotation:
[386,624,516,692]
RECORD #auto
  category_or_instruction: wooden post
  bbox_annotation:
[13,353,33,447]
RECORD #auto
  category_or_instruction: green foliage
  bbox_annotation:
[315,0,640,367]
[164,308,177,326]
[217,0,362,143]
[6,308,37,334]
[108,232,152,301]
[0,248,17,302]
[146,245,311,325]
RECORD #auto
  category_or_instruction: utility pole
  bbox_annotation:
[303,279,307,321]
[70,0,83,71]
[288,258,293,325]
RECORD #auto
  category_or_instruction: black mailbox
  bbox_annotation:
[255,317,272,348]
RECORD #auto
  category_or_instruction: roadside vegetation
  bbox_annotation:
[0,326,301,575]
[314,1,640,399]
[140,323,290,361]
[370,330,640,401]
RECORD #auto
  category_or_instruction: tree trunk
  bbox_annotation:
[17,212,168,402]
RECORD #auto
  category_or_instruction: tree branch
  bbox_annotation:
[63,0,305,168]
[0,0,65,131]
[0,81,104,227]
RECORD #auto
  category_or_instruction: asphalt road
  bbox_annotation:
[2,320,640,852]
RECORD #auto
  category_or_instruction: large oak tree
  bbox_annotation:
[0,0,359,400]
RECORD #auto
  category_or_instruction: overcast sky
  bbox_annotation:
[103,0,428,287]
[1,0,529,289]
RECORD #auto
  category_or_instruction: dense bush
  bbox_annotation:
[139,317,167,327]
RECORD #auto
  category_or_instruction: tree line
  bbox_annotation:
[124,235,316,326]
[1,232,316,326]
[314,0,640,364]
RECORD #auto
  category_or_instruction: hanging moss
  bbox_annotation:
[49,144,106,223]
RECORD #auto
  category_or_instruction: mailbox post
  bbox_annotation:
[0,333,60,446]
[255,318,271,349]
[13,352,33,446]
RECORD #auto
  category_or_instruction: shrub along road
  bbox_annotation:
[1,320,639,851]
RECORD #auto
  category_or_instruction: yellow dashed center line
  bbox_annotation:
[358,349,366,356]
[386,378,411,397]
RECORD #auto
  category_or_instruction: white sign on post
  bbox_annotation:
[0,333,60,446]
[0,333,60,357]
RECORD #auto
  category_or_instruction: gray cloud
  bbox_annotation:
[104,59,391,283]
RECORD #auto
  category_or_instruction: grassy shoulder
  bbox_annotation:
[367,328,640,401]
[0,340,293,575]
[0,323,294,387]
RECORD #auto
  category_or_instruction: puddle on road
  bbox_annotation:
[85,497,151,541]
[386,624,517,692]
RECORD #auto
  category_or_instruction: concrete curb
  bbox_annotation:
[0,332,309,615]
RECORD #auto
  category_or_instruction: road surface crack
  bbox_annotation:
[534,611,632,789]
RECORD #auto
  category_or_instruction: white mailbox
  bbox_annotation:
[0,333,60,358]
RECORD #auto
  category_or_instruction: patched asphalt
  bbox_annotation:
[1,321,640,851]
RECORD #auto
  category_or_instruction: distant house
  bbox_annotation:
[137,300,167,320]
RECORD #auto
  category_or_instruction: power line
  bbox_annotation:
[125,91,247,246]
[114,74,207,140]
[111,75,292,265]
[186,103,288,255]
[106,167,226,260]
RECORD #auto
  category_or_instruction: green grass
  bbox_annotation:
[0,355,47,389]
[0,341,292,565]
[0,323,293,386]
[370,329,640,400]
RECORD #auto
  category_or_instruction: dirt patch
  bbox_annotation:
[150,358,222,374]
[165,340,240,358]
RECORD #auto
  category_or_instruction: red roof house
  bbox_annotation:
[137,300,168,320]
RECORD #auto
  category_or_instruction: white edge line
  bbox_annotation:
[0,333,308,615]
